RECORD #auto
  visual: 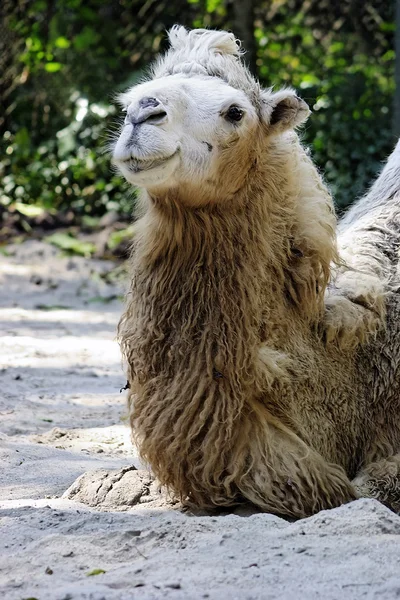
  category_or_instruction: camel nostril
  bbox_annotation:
[126,99,167,126]
[139,97,160,109]
[145,111,167,123]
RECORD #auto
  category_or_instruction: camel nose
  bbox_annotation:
[139,97,159,109]
[125,97,167,126]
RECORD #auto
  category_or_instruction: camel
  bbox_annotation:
[112,26,400,518]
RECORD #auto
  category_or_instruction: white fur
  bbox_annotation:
[114,75,258,193]
[112,27,309,199]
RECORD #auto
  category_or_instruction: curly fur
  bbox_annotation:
[151,26,260,104]
[118,27,400,517]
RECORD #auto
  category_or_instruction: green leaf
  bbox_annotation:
[206,0,223,11]
[14,202,45,217]
[14,127,30,149]
[86,295,121,304]
[73,27,100,51]
[45,233,96,257]
[35,304,71,310]
[107,226,134,250]
[81,215,100,228]
[44,62,62,72]
[86,569,106,577]
[379,22,395,32]
[55,36,70,49]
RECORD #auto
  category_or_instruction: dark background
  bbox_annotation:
[1,0,399,248]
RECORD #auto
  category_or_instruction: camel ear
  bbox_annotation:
[261,89,310,133]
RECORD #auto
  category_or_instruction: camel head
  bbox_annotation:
[112,26,310,205]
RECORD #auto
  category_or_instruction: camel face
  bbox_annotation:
[113,74,258,198]
[112,26,311,204]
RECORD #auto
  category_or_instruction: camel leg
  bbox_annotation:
[237,421,357,518]
[322,212,389,350]
[352,455,400,513]
[322,271,386,350]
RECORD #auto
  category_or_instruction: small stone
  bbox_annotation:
[126,530,142,537]
[30,274,43,285]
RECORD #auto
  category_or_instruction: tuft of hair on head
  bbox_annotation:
[167,25,242,58]
[151,25,260,101]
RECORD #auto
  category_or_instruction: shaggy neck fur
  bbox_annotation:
[119,135,337,507]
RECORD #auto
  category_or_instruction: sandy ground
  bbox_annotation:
[1,241,400,600]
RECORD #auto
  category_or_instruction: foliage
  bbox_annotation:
[0,0,397,221]
[86,568,106,576]
[44,231,96,256]
[253,2,395,208]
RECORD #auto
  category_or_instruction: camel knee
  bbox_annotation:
[237,446,357,518]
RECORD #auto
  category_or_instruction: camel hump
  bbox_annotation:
[339,139,400,233]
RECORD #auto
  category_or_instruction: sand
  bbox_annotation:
[1,240,400,600]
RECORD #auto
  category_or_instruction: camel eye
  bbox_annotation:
[225,106,244,123]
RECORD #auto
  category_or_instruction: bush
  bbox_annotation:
[1,0,396,221]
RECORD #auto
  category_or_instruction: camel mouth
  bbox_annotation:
[117,150,180,173]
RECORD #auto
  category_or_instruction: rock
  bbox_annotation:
[63,466,172,510]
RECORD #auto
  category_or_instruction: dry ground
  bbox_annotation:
[1,241,400,600]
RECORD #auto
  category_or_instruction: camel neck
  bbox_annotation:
[119,192,300,399]
[119,195,296,506]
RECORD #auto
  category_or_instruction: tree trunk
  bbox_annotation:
[231,0,257,76]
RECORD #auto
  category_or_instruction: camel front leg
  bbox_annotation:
[321,271,386,350]
[237,420,357,518]
[352,455,400,514]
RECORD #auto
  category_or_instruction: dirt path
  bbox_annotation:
[1,241,400,600]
